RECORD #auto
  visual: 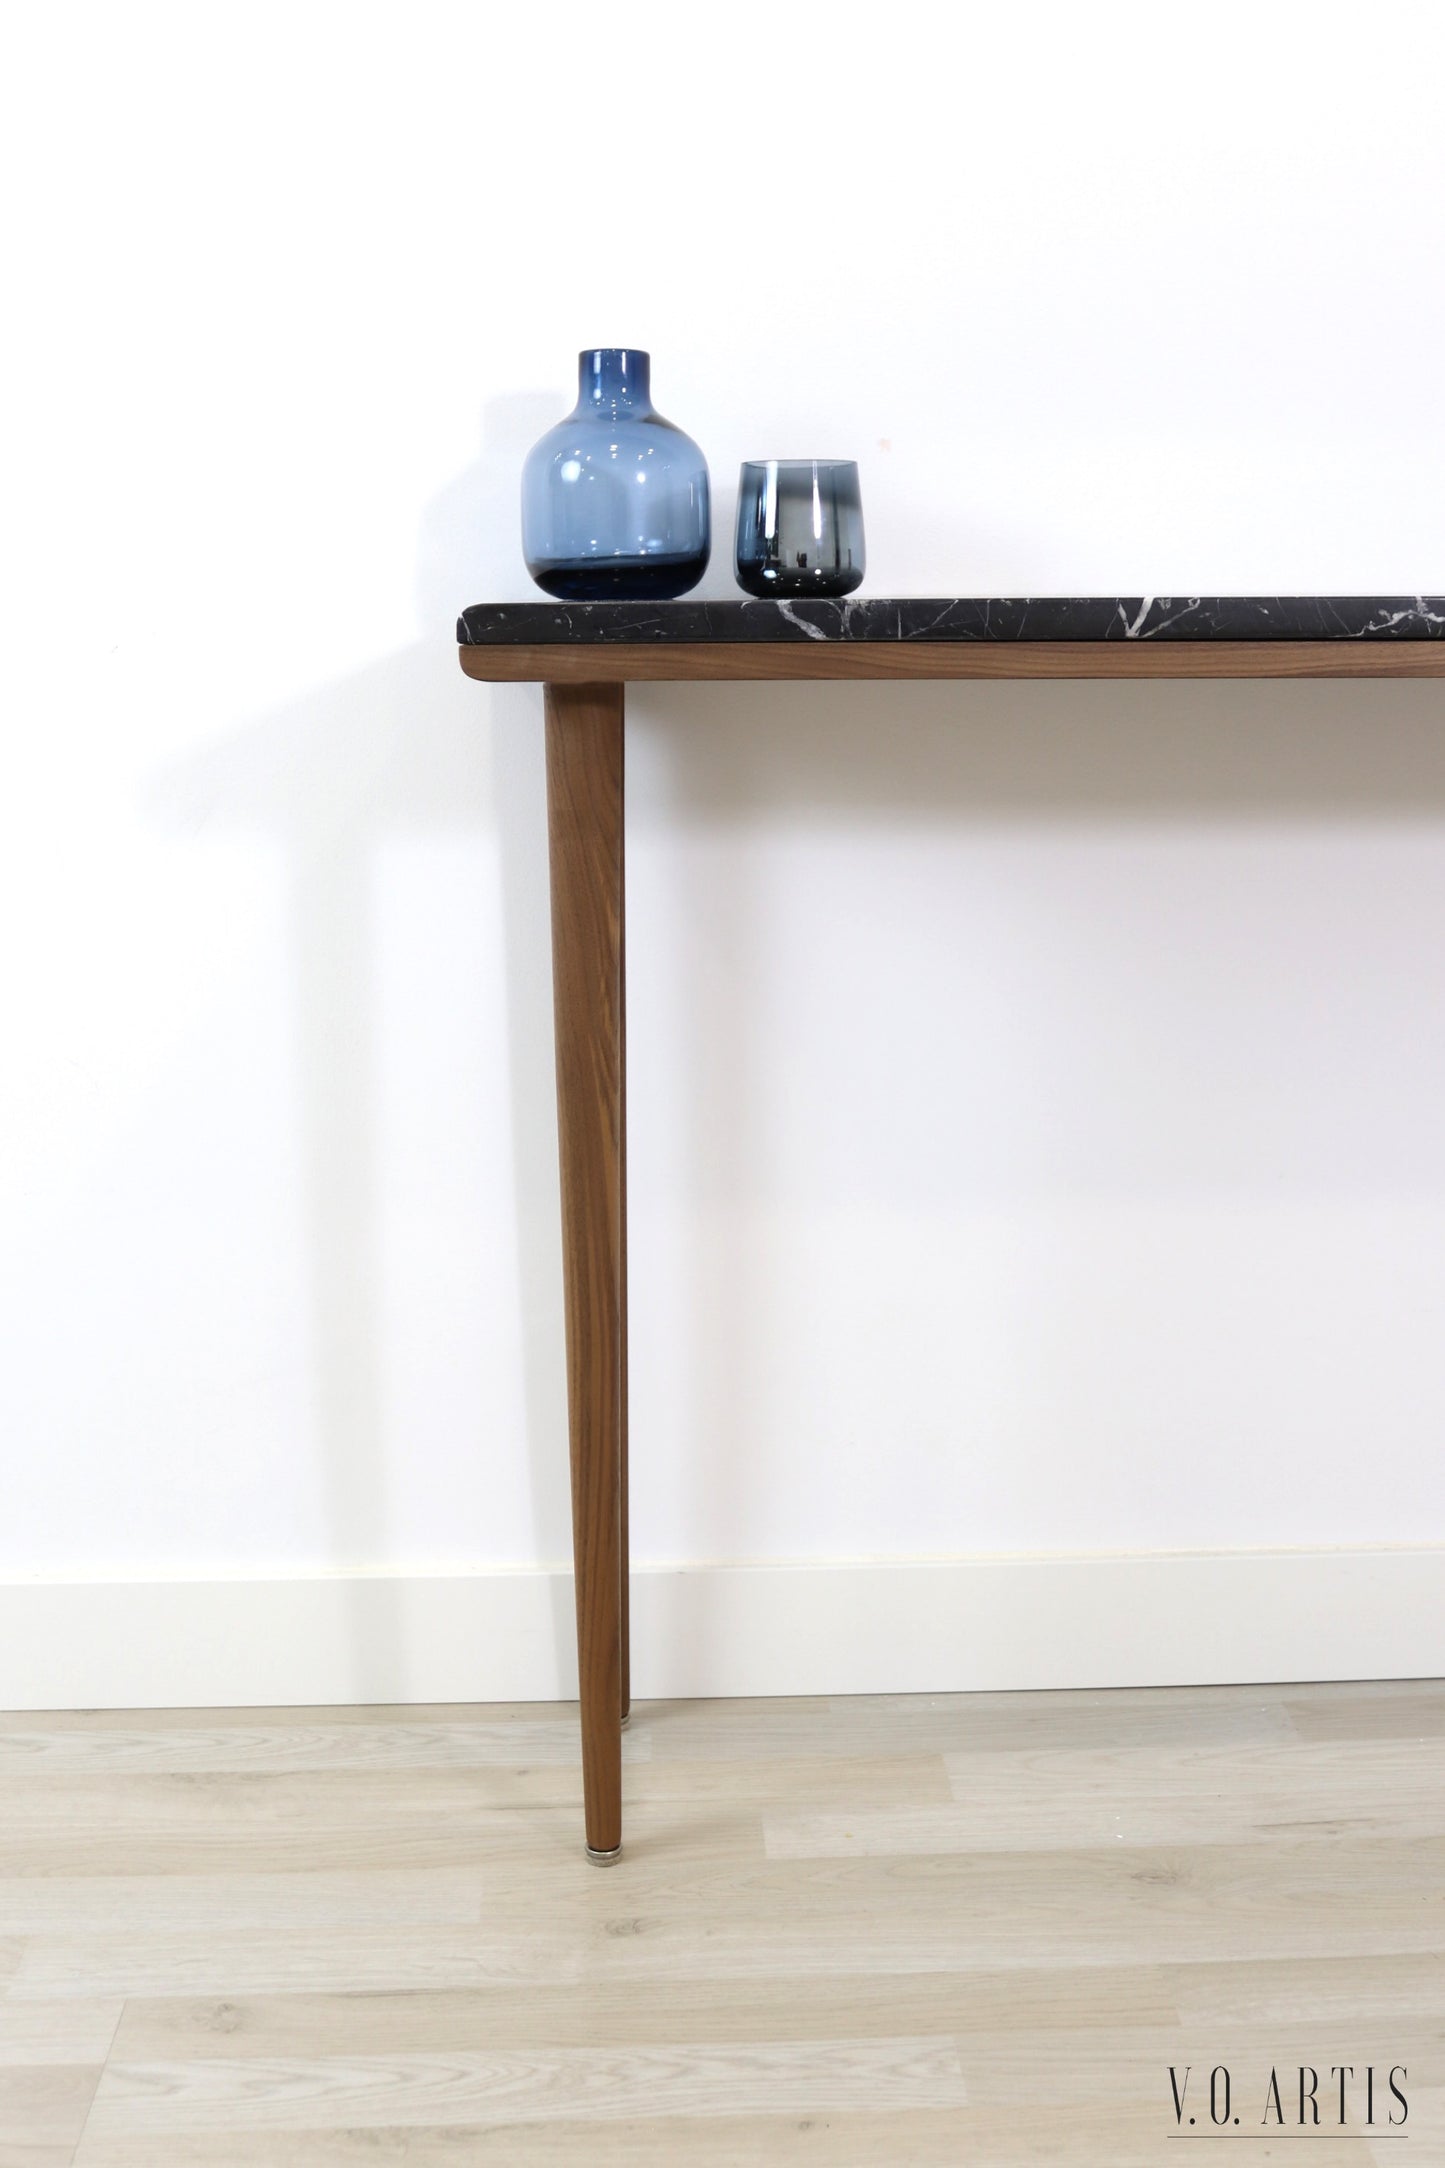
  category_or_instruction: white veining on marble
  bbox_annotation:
[1137,597,1206,638]
[774,599,829,640]
[459,597,1445,645]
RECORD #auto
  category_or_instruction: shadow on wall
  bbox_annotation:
[632,672,1445,823]
[148,379,1445,1688]
[147,391,579,1692]
[624,668,1445,1593]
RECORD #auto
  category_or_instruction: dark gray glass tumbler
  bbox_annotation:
[733,459,865,598]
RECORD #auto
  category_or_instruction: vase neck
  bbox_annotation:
[576,347,653,414]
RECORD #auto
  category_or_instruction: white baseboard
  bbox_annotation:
[1,1548,1442,1710]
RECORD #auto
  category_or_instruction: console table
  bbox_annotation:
[457,595,1445,1858]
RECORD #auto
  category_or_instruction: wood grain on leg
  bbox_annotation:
[619,849,630,1729]
[545,682,625,1857]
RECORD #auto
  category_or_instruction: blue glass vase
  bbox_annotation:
[521,350,710,600]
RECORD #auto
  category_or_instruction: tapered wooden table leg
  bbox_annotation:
[545,681,626,1858]
[619,857,630,1730]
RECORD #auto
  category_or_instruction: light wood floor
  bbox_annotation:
[1,1682,1441,2164]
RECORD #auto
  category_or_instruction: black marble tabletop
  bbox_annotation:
[458,597,1445,646]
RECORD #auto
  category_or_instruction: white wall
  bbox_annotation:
[3,1,1445,1703]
